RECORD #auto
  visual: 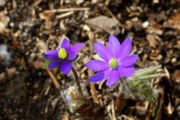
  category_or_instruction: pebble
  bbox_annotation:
[86,15,120,35]
[142,21,149,28]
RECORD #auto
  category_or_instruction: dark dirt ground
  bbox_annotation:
[0,0,180,120]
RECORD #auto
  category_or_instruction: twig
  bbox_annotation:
[111,100,116,120]
[56,11,74,19]
[155,88,164,120]
[104,6,117,20]
[88,32,99,103]
[45,7,89,13]
[145,103,151,120]
[34,0,42,6]
[72,66,85,99]
[47,69,60,89]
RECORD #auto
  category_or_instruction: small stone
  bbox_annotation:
[86,15,120,35]
[83,25,91,31]
[142,21,149,28]
[171,58,177,63]
[9,22,14,27]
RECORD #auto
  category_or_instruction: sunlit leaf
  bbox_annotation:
[42,60,50,69]
[92,54,104,61]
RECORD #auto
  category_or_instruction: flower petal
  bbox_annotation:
[86,60,109,71]
[48,60,60,69]
[118,36,132,60]
[71,43,84,53]
[121,55,138,67]
[44,50,58,60]
[88,72,105,82]
[118,67,135,77]
[94,42,111,61]
[106,70,120,86]
[60,61,72,74]
[68,43,84,60]
[67,50,77,60]
[108,35,121,57]
[61,39,70,50]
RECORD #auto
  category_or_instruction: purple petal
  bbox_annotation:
[106,70,120,86]
[71,43,84,53]
[48,60,60,69]
[67,50,77,60]
[61,39,70,50]
[88,72,105,82]
[60,61,72,74]
[121,55,138,67]
[94,42,111,61]
[118,67,135,77]
[118,37,132,60]
[108,35,121,58]
[44,50,58,60]
[86,60,109,71]
[68,43,84,60]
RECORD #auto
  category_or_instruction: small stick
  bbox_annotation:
[104,6,117,20]
[155,88,164,120]
[72,66,85,98]
[56,11,74,19]
[88,32,99,103]
[111,100,116,120]
[145,102,151,120]
[45,7,89,13]
[34,0,42,6]
[47,69,60,89]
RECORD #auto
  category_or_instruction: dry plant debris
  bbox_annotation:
[0,0,179,120]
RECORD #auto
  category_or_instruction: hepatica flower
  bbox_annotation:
[44,39,83,74]
[86,35,138,86]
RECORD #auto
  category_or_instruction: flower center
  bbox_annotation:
[58,48,67,59]
[108,58,118,69]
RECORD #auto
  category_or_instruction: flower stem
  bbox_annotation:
[72,66,85,99]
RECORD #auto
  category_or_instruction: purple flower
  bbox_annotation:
[44,39,83,74]
[86,35,138,86]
